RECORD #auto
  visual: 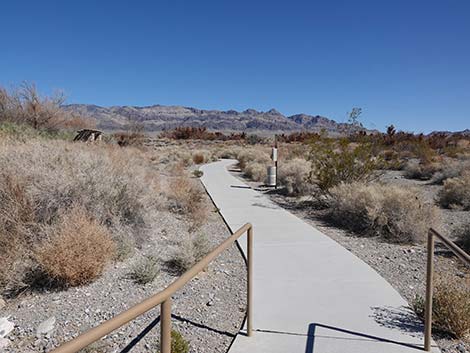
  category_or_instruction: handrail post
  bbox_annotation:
[247,225,253,336]
[424,230,434,351]
[161,298,172,353]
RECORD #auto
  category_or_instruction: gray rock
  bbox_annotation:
[36,316,56,336]
[0,317,14,338]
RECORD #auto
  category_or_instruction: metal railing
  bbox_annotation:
[424,228,470,351]
[50,223,253,353]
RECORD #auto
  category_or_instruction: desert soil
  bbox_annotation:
[0,180,247,353]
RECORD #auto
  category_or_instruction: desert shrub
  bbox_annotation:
[167,234,211,274]
[328,182,439,243]
[0,83,93,132]
[192,170,204,178]
[246,134,264,145]
[112,132,146,147]
[0,174,37,292]
[192,152,205,164]
[0,140,157,235]
[455,222,470,253]
[35,207,116,286]
[244,161,266,182]
[157,330,189,353]
[309,140,380,191]
[432,159,470,184]
[237,148,270,170]
[278,158,312,196]
[438,171,470,210]
[167,176,208,230]
[412,275,470,338]
[112,229,136,261]
[404,160,440,180]
[129,255,160,284]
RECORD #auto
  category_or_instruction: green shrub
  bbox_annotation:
[157,330,189,353]
[192,170,204,178]
[309,139,380,191]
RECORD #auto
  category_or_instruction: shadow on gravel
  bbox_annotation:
[371,306,424,336]
[119,314,235,353]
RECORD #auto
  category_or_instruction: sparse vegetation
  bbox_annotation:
[130,255,160,284]
[35,207,116,286]
[157,330,190,353]
[167,234,211,274]
[328,182,439,243]
[438,171,470,210]
[277,158,312,196]
[413,275,470,339]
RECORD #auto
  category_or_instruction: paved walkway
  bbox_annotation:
[201,159,439,353]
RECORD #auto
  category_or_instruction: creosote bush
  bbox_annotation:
[309,139,380,191]
[328,182,439,243]
[130,255,160,284]
[35,207,116,286]
[438,171,470,210]
[412,275,470,339]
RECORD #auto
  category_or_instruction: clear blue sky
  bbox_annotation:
[1,0,469,133]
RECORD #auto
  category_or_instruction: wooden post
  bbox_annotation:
[161,298,172,353]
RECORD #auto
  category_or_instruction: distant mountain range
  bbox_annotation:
[63,104,357,134]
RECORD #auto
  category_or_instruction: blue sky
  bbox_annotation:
[1,0,469,133]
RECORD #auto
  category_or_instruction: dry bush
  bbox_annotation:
[432,159,470,184]
[329,182,439,243]
[0,83,92,132]
[278,158,312,196]
[167,234,211,274]
[192,150,213,165]
[192,152,205,164]
[129,255,160,284]
[244,161,267,182]
[167,176,208,229]
[112,131,146,147]
[237,148,270,170]
[404,160,440,180]
[413,275,470,339]
[438,171,470,210]
[35,207,115,286]
[0,174,37,292]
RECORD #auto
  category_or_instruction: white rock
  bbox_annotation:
[0,337,10,349]
[36,316,56,336]
[0,317,14,338]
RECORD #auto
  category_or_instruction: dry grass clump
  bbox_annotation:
[35,207,115,286]
[244,161,267,182]
[404,160,440,180]
[431,159,470,184]
[329,182,439,243]
[278,158,312,196]
[167,175,208,229]
[0,137,162,294]
[191,150,213,165]
[438,171,470,210]
[129,255,160,284]
[413,275,470,339]
[167,234,211,274]
[237,148,270,170]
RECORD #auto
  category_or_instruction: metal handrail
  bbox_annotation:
[50,223,254,353]
[424,228,470,351]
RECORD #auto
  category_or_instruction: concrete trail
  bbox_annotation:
[200,159,439,353]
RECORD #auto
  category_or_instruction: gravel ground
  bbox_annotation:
[233,167,469,353]
[0,180,247,353]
